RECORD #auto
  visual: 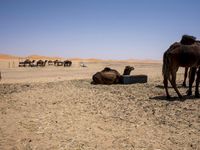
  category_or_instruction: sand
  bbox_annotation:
[0,59,199,150]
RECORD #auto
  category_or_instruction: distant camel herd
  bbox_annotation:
[18,59,72,67]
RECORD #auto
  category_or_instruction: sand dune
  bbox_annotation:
[0,53,162,64]
[0,53,19,60]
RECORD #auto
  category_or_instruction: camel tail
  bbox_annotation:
[162,51,171,79]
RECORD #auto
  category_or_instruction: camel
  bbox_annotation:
[180,35,200,87]
[48,60,54,66]
[91,66,134,84]
[54,60,63,66]
[19,61,25,67]
[30,60,36,67]
[24,59,32,67]
[19,59,32,67]
[37,60,47,67]
[162,41,200,99]
[64,60,72,67]
[54,60,58,66]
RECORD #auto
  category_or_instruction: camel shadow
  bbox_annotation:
[150,95,199,102]
[155,84,190,89]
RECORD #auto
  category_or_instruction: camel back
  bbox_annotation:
[163,43,200,79]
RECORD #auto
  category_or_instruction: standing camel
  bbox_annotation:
[19,59,32,67]
[30,60,36,67]
[37,60,47,67]
[24,59,32,67]
[180,35,197,87]
[64,60,72,67]
[162,42,200,99]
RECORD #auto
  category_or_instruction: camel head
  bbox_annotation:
[123,66,134,75]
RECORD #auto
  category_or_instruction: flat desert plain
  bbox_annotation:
[0,59,199,150]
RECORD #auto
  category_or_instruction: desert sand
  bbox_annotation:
[0,57,199,150]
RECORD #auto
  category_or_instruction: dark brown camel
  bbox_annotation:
[37,60,47,67]
[24,59,32,67]
[64,60,72,67]
[19,61,25,67]
[162,41,200,99]
[180,35,199,87]
[54,60,58,66]
[30,60,36,67]
[91,66,134,84]
[19,59,32,67]
[18,61,25,67]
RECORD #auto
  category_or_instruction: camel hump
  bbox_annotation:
[180,35,196,45]
[103,67,112,72]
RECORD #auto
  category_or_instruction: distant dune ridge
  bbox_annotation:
[0,54,19,60]
[0,54,63,61]
[0,53,161,63]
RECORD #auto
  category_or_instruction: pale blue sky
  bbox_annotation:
[0,0,200,59]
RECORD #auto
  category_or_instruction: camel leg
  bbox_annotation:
[163,74,171,99]
[182,67,188,87]
[170,68,182,98]
[195,67,200,98]
[187,67,196,96]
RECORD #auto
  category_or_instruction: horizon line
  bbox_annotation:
[0,53,162,61]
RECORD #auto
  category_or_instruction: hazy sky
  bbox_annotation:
[0,0,200,60]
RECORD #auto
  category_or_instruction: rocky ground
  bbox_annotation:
[0,76,199,149]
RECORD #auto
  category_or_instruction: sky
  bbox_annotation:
[0,0,200,60]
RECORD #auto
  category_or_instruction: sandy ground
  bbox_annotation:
[0,60,199,150]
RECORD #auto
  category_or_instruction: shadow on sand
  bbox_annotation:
[149,95,199,102]
[155,84,191,89]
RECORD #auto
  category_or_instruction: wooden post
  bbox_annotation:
[0,71,1,81]
[12,61,15,68]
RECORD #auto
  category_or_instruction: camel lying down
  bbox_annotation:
[91,66,134,84]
